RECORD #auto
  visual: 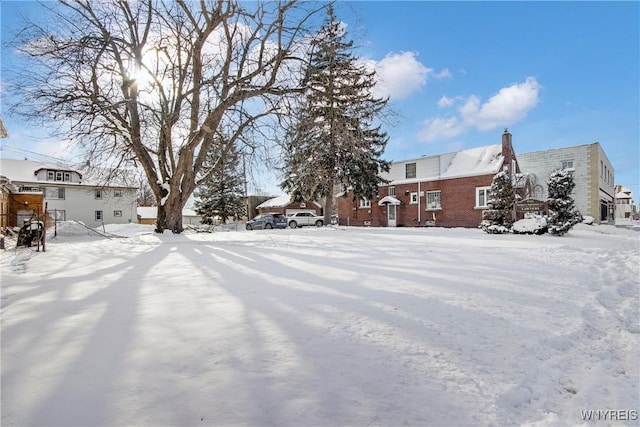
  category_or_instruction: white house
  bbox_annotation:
[0,158,138,228]
[614,185,637,224]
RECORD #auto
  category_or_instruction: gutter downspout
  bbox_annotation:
[418,181,421,224]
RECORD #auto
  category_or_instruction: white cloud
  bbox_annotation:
[437,95,456,108]
[369,51,452,100]
[418,116,465,141]
[372,52,430,99]
[419,77,541,142]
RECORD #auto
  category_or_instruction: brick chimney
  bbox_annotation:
[501,128,517,176]
[502,128,512,152]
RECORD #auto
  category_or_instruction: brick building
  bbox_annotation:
[337,129,521,228]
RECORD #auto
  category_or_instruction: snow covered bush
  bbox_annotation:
[512,216,548,235]
[480,171,515,234]
[582,215,595,225]
[546,169,581,236]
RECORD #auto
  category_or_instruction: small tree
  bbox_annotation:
[547,169,581,235]
[194,142,246,224]
[480,170,515,233]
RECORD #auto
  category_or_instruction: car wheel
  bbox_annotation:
[289,221,298,229]
[315,220,323,227]
[246,224,253,230]
[265,223,273,229]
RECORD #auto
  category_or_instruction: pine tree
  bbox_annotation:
[280,5,390,222]
[480,170,516,233]
[546,169,581,235]
[194,143,246,224]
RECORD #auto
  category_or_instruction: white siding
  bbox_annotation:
[45,186,137,227]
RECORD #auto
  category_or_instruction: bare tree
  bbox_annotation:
[8,0,324,233]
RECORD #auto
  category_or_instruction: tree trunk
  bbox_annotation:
[323,177,336,227]
[155,181,187,234]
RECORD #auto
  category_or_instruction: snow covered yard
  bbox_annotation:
[1,223,638,427]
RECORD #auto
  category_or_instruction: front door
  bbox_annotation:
[387,204,397,227]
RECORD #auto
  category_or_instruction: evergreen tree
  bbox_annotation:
[546,169,581,235]
[280,5,391,222]
[194,143,246,224]
[480,170,516,233]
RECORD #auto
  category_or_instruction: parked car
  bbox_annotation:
[245,213,288,230]
[287,212,324,228]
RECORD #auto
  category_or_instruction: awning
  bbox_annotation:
[378,195,401,206]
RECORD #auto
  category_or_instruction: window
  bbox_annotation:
[389,186,395,197]
[476,187,491,208]
[95,210,103,221]
[64,172,71,182]
[359,198,371,208]
[405,162,416,179]
[55,171,63,181]
[426,191,441,209]
[45,187,65,200]
[114,189,122,197]
[52,210,66,221]
[410,192,418,204]
[47,171,55,180]
[95,189,102,199]
[114,210,122,217]
[561,160,574,170]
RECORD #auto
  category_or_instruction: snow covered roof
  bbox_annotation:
[382,143,505,184]
[257,194,291,208]
[378,195,401,205]
[440,144,504,179]
[0,158,136,188]
[1,158,73,182]
[615,191,632,199]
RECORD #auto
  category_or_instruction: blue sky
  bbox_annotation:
[1,1,638,204]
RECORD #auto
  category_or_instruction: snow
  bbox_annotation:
[1,223,638,426]
[439,144,504,179]
[513,217,548,234]
[257,194,291,208]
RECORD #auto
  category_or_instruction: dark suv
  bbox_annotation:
[245,213,288,230]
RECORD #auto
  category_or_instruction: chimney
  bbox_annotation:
[502,128,512,151]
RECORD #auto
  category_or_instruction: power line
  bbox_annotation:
[0,143,80,167]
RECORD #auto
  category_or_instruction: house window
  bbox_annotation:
[114,210,122,217]
[389,186,395,197]
[47,171,55,181]
[64,172,71,182]
[476,187,491,208]
[114,189,122,197]
[95,189,102,199]
[410,192,418,204]
[55,171,63,181]
[45,187,65,200]
[95,210,103,221]
[405,162,416,179]
[561,160,574,170]
[426,191,441,209]
[359,198,371,208]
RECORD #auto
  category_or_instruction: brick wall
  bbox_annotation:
[337,174,495,228]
